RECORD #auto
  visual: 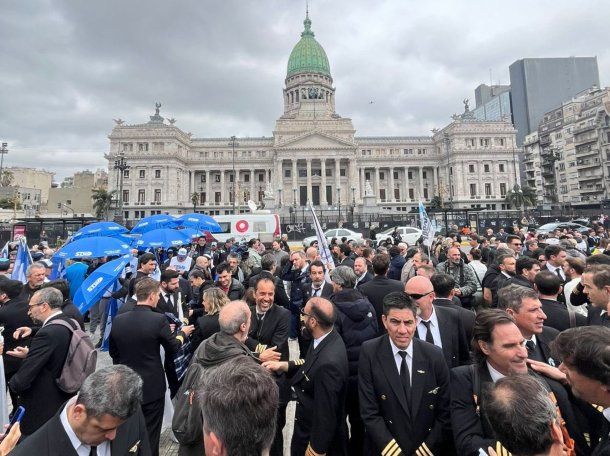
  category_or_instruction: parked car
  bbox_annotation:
[536,222,589,235]
[375,226,422,245]
[302,228,363,248]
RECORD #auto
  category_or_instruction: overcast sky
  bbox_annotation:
[1,0,608,180]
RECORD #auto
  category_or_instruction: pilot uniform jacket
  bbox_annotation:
[0,296,34,379]
[527,326,560,365]
[11,406,152,456]
[302,281,334,304]
[9,313,75,435]
[109,305,184,405]
[358,335,451,456]
[157,289,182,319]
[288,329,349,456]
[246,304,291,362]
[593,418,610,456]
[432,298,476,342]
[450,363,590,456]
[415,305,470,368]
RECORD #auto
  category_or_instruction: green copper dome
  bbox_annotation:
[286,13,331,78]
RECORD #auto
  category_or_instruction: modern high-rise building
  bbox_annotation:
[472,84,512,122]
[509,57,600,145]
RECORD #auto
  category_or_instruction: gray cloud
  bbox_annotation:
[1,0,608,180]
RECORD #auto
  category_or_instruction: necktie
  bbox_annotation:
[397,351,411,405]
[257,313,264,325]
[555,268,563,280]
[89,446,97,456]
[526,340,536,357]
[166,293,173,309]
[312,287,321,297]
[421,320,435,345]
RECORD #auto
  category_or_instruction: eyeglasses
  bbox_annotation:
[511,243,523,246]
[299,310,315,320]
[28,301,45,309]
[407,290,434,300]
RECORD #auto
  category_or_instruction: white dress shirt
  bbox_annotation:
[416,306,443,348]
[313,329,332,349]
[545,262,565,281]
[60,397,110,456]
[389,337,413,383]
[42,310,63,327]
[486,362,506,383]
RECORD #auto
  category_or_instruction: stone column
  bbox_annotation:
[306,158,312,204]
[249,169,255,203]
[335,159,341,201]
[276,158,283,193]
[433,167,438,196]
[404,166,410,201]
[491,161,497,198]
[359,167,364,202]
[205,171,210,206]
[220,170,225,205]
[321,159,327,205]
[292,159,298,204]
[374,167,380,201]
[419,167,424,200]
[389,167,395,202]
[349,159,359,204]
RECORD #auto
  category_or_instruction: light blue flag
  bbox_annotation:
[418,201,435,248]
[11,238,32,284]
[309,203,335,270]
[100,281,121,352]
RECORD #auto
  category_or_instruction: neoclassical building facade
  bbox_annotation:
[107,13,520,220]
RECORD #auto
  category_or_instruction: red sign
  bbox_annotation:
[235,220,249,233]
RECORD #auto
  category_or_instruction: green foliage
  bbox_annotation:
[0,197,20,209]
[91,188,116,220]
[505,184,538,211]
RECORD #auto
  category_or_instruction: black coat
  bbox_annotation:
[190,312,220,350]
[588,305,610,328]
[0,297,34,377]
[289,329,349,456]
[157,289,182,318]
[356,272,374,287]
[432,298,476,342]
[450,363,590,456]
[415,305,470,368]
[11,406,151,456]
[359,276,404,335]
[301,281,334,303]
[60,301,85,331]
[593,419,610,456]
[331,288,378,382]
[540,298,587,332]
[9,313,74,435]
[528,326,560,365]
[109,305,184,404]
[358,335,451,455]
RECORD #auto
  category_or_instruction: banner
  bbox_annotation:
[418,201,436,248]
[11,237,32,284]
[309,203,335,270]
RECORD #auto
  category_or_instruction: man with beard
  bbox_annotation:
[490,253,516,307]
[8,288,76,436]
[502,256,540,290]
[245,275,289,456]
[19,263,46,303]
[582,264,610,328]
[263,297,349,456]
[354,257,373,287]
[436,247,478,309]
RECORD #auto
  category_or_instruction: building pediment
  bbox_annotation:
[276,130,356,150]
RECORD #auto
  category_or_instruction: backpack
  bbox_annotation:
[48,318,97,393]
[172,361,205,445]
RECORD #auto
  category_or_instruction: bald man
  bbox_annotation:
[264,297,349,456]
[404,276,470,368]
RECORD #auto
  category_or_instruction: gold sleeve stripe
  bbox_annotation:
[382,439,398,456]
[495,441,511,456]
[387,445,402,456]
[305,442,325,456]
[181,318,189,325]
[294,359,305,365]
[176,335,184,344]
[421,442,433,456]
[256,344,267,353]
[415,448,425,456]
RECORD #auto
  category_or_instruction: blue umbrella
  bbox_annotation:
[136,228,191,249]
[177,227,204,239]
[176,213,222,233]
[71,222,128,240]
[130,214,179,234]
[73,255,131,314]
[54,236,131,260]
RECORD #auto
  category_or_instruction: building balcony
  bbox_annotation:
[575,146,598,157]
[573,123,596,135]
[579,171,603,181]
[580,185,604,194]
[576,158,600,169]
[574,132,598,146]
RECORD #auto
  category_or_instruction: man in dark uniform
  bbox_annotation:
[582,264,610,328]
[535,271,586,331]
[450,309,588,456]
[263,297,349,456]
[358,291,451,455]
[109,277,194,456]
[553,326,610,456]
[245,274,289,456]
[498,284,559,365]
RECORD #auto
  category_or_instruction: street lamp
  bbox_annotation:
[228,136,238,214]
[293,187,297,209]
[113,154,130,223]
[0,143,8,186]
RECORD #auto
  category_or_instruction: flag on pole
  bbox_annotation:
[0,241,9,259]
[418,201,436,248]
[11,237,32,284]
[100,281,121,351]
[309,203,335,270]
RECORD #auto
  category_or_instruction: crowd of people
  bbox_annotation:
[0,218,609,455]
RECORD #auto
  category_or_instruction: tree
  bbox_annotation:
[0,197,20,210]
[191,192,199,212]
[429,196,442,210]
[0,170,13,187]
[505,184,538,212]
[91,188,116,220]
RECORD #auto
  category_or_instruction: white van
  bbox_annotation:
[212,213,281,243]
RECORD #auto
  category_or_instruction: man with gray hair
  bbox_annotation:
[19,262,47,302]
[11,365,151,455]
[200,357,279,456]
[483,375,566,456]
[8,287,79,435]
[175,300,272,456]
